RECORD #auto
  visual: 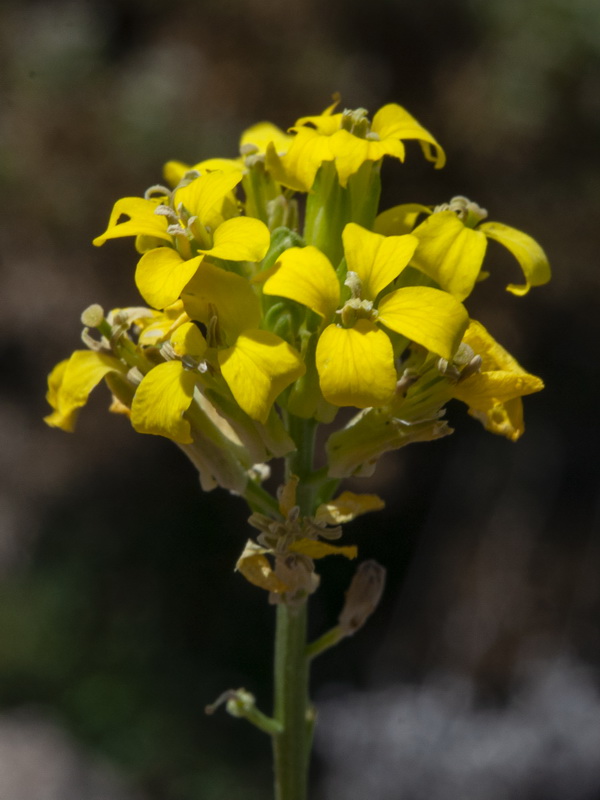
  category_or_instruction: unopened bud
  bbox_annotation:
[81,304,104,328]
[338,560,386,636]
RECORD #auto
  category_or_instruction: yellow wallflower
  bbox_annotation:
[376,196,551,300]
[265,100,445,192]
[93,170,270,310]
[263,223,468,408]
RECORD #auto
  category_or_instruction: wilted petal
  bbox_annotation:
[479,221,551,296]
[289,539,357,560]
[218,330,305,423]
[135,249,204,310]
[315,320,397,408]
[130,361,197,443]
[263,246,340,320]
[315,491,385,524]
[377,285,468,360]
[236,540,289,593]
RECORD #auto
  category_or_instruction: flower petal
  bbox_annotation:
[315,320,397,408]
[266,127,334,192]
[130,361,197,443]
[331,129,405,187]
[44,351,126,432]
[135,249,204,310]
[218,330,305,423]
[240,122,293,155]
[479,221,551,296]
[174,170,242,228]
[203,216,270,262]
[371,104,446,168]
[92,197,171,247]
[411,211,488,300]
[236,540,289,593]
[377,286,468,360]
[182,262,261,340]
[343,223,418,301]
[453,319,544,406]
[374,204,432,236]
[263,246,340,320]
[315,491,385,524]
[170,321,207,359]
[289,539,358,560]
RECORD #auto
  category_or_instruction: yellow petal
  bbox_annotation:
[315,320,397,408]
[266,127,335,192]
[135,249,204,310]
[182,262,261,340]
[263,246,339,319]
[236,540,289,593]
[294,110,343,135]
[202,216,270,262]
[130,361,197,444]
[374,204,432,236]
[330,129,405,187]
[163,158,243,187]
[411,211,488,300]
[479,221,551,296]
[453,319,544,407]
[170,321,208,359]
[240,122,293,155]
[342,223,418,301]
[289,539,358,560]
[377,286,468,360]
[470,397,526,442]
[137,302,189,346]
[44,351,125,432]
[372,104,446,168]
[218,330,305,423]
[314,491,385,524]
[92,197,171,247]
[174,170,242,228]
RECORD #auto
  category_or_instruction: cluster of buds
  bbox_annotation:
[45,96,549,512]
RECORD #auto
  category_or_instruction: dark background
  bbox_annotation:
[1,0,599,798]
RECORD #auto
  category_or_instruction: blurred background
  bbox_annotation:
[1,0,599,797]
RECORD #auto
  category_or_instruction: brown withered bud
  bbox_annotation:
[338,560,386,636]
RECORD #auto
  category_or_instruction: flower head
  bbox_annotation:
[263,223,468,408]
[266,99,445,192]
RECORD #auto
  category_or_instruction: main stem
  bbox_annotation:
[272,414,318,800]
[273,602,310,800]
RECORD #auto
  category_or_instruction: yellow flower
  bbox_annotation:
[376,196,551,300]
[93,170,271,310]
[44,350,127,432]
[452,320,544,440]
[263,223,468,408]
[265,100,445,192]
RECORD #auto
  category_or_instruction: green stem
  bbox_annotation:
[285,414,318,516]
[273,602,310,800]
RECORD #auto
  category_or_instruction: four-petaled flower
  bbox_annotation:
[265,99,446,192]
[263,223,468,408]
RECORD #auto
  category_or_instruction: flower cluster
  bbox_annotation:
[45,97,549,500]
